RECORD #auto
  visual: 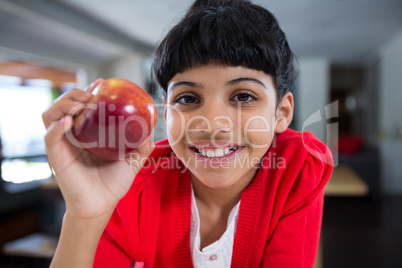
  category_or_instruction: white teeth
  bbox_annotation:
[195,147,238,158]
[206,149,215,157]
[215,149,224,157]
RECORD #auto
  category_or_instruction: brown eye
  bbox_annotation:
[174,95,199,105]
[232,93,256,102]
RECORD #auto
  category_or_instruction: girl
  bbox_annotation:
[43,0,333,267]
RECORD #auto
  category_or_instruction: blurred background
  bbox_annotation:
[0,0,401,267]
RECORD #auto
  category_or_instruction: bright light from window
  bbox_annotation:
[1,159,52,184]
[0,84,52,157]
[0,82,53,184]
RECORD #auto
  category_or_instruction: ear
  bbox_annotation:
[274,92,294,133]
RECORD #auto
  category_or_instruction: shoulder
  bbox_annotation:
[261,129,334,214]
[271,128,333,169]
[274,128,326,151]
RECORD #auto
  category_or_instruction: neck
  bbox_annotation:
[190,169,257,211]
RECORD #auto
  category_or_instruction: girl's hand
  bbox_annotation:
[42,79,154,221]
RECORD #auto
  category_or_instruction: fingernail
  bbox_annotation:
[93,78,102,85]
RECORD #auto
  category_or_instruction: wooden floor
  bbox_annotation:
[322,195,402,268]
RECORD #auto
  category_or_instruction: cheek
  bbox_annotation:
[165,109,186,143]
[241,113,276,147]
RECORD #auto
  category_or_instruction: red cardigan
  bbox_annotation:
[94,129,333,267]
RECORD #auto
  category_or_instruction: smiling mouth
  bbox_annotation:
[191,146,240,158]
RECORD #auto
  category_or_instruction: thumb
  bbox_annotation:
[135,135,155,157]
[45,116,73,148]
[124,136,154,171]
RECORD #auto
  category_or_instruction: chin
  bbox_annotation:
[189,169,240,189]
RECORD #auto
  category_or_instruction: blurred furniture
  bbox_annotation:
[0,181,43,248]
[2,233,57,259]
[338,144,380,198]
[0,178,62,266]
[316,164,369,268]
[325,164,369,196]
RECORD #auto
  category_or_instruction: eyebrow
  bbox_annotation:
[168,81,201,92]
[168,77,266,92]
[226,77,266,88]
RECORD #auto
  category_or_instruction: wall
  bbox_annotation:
[99,52,148,89]
[295,57,331,144]
[363,60,380,146]
[379,30,402,194]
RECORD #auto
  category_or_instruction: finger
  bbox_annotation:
[53,88,93,104]
[43,89,93,128]
[43,100,86,129]
[45,80,102,126]
[44,116,73,156]
[44,116,79,173]
[85,78,104,93]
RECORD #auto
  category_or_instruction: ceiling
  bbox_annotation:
[57,0,402,64]
[0,0,402,68]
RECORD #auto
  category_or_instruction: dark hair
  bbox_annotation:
[152,0,295,102]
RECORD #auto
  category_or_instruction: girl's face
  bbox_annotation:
[165,64,291,189]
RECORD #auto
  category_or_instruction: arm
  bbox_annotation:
[42,80,154,268]
[51,213,112,268]
[262,191,324,268]
[262,135,333,268]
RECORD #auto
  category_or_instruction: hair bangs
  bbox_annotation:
[152,1,294,101]
[154,8,279,89]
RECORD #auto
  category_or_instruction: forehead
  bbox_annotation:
[167,64,274,90]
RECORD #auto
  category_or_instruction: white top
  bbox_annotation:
[190,185,241,268]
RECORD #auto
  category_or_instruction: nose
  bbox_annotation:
[190,104,233,135]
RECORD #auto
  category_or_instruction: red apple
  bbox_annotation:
[71,78,157,160]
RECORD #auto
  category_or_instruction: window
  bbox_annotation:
[0,83,51,157]
[0,80,53,184]
[0,59,78,185]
